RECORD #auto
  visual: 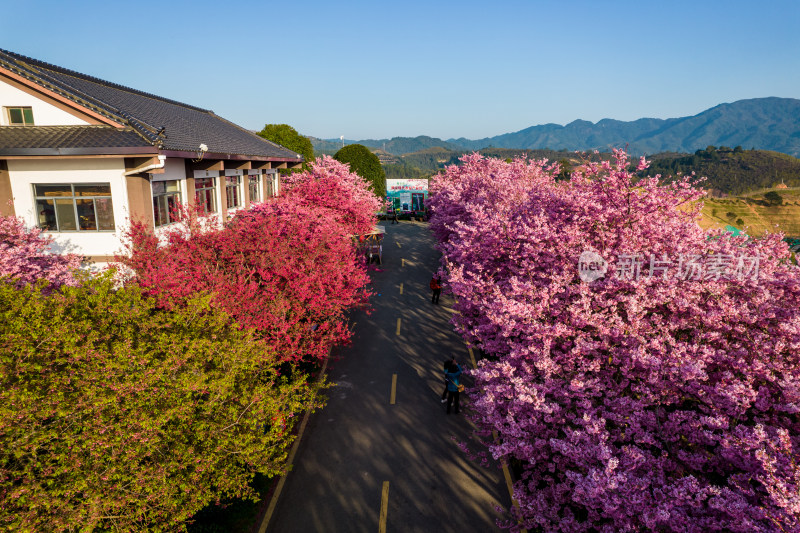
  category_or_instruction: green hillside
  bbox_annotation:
[384,147,610,179]
[644,147,800,195]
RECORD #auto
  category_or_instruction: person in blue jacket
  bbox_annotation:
[441,357,455,402]
[444,361,462,414]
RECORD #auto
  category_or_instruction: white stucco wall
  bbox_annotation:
[6,157,275,260]
[7,158,130,257]
[0,78,91,126]
[155,157,186,182]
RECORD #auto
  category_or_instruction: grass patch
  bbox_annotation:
[699,187,800,237]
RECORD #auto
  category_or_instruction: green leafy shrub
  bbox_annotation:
[0,273,322,532]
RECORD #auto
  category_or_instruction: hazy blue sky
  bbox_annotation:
[3,0,799,140]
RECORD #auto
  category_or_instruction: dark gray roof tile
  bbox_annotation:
[0,49,302,160]
[0,125,154,155]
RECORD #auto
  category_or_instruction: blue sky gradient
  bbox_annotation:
[3,0,799,139]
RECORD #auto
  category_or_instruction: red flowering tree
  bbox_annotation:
[430,152,800,532]
[0,214,81,289]
[119,156,379,363]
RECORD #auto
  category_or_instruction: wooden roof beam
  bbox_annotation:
[124,156,165,175]
[225,160,252,171]
[190,159,224,172]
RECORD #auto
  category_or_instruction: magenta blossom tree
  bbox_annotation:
[430,152,800,532]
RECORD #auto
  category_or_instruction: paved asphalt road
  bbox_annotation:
[264,220,510,532]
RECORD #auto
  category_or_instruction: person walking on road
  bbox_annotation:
[441,358,455,403]
[445,361,463,414]
[430,276,441,304]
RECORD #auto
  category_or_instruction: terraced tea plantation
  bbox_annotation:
[699,187,800,237]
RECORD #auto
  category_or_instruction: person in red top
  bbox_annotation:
[430,276,441,304]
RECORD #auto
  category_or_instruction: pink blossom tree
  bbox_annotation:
[430,151,800,532]
[0,214,81,289]
[282,155,382,236]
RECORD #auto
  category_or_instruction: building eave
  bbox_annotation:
[158,149,304,163]
[0,147,160,157]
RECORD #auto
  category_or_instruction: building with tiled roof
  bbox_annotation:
[0,48,303,263]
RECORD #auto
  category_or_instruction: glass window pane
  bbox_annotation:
[35,184,72,197]
[196,177,214,189]
[74,184,111,197]
[36,200,57,230]
[164,180,180,193]
[55,199,77,231]
[76,199,97,230]
[95,197,115,230]
[8,108,22,124]
[152,181,166,195]
[22,108,34,125]
[198,189,215,213]
[153,196,167,227]
[152,196,162,226]
[227,186,239,208]
[166,194,180,223]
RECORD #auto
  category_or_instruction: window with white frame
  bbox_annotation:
[225,176,241,209]
[265,172,277,198]
[195,177,217,213]
[152,180,182,227]
[248,175,260,203]
[34,183,115,232]
[5,106,34,125]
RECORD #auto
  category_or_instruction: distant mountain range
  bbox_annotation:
[311,97,800,157]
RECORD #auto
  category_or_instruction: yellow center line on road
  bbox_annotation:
[402,258,405,267]
[395,318,401,336]
[390,374,397,405]
[396,242,401,248]
[399,282,403,295]
[378,481,390,533]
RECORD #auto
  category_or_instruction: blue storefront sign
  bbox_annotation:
[386,179,428,213]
